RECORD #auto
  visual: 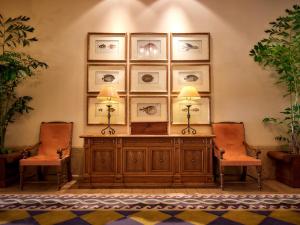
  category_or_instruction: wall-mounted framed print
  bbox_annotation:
[87,96,127,125]
[130,96,168,122]
[171,96,211,125]
[87,33,127,61]
[171,33,210,61]
[87,64,126,93]
[171,64,210,93]
[130,64,168,93]
[130,33,168,61]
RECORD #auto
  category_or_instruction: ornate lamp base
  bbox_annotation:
[101,105,115,135]
[181,104,197,135]
[181,126,196,135]
[101,125,115,135]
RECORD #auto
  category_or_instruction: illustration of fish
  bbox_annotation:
[97,44,116,49]
[102,74,115,82]
[98,44,106,48]
[184,74,199,82]
[182,43,199,51]
[139,105,157,115]
[141,74,154,83]
[98,107,115,112]
[182,107,200,112]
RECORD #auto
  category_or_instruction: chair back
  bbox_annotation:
[38,122,73,157]
[212,122,246,156]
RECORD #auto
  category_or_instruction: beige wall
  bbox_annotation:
[1,0,298,148]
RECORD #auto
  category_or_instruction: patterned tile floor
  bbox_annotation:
[1,210,300,225]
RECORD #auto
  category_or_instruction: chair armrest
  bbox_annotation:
[214,143,225,160]
[244,142,261,159]
[21,142,41,159]
[57,146,70,159]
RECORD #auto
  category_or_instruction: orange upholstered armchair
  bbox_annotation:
[212,122,262,190]
[19,122,73,190]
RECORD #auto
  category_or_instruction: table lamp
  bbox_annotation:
[178,86,201,135]
[97,85,120,135]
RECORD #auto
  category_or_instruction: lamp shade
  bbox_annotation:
[178,86,200,100]
[97,85,120,103]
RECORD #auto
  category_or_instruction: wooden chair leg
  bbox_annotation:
[220,165,224,190]
[256,166,262,191]
[67,158,72,182]
[37,166,44,181]
[57,166,62,190]
[20,166,24,190]
[241,166,247,181]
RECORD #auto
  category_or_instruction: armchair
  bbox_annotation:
[19,122,73,190]
[212,122,262,190]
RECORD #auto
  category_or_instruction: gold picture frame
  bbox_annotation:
[130,96,168,122]
[87,64,127,93]
[87,96,127,125]
[171,64,210,93]
[130,33,168,62]
[171,33,210,62]
[130,64,168,94]
[87,33,127,61]
[171,96,211,125]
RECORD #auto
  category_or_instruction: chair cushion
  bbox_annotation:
[20,155,63,166]
[221,154,261,166]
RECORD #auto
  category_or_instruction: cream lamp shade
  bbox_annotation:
[97,85,120,104]
[178,86,201,101]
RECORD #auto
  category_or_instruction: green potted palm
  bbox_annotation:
[0,14,47,187]
[250,5,300,187]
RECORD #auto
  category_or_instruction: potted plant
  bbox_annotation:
[250,5,300,187]
[0,14,47,187]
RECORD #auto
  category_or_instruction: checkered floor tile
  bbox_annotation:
[0,210,299,225]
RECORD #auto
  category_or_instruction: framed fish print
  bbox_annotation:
[171,96,211,125]
[171,33,210,61]
[171,64,210,93]
[130,64,168,93]
[87,33,127,61]
[87,64,126,93]
[130,33,168,61]
[130,96,168,122]
[87,96,127,125]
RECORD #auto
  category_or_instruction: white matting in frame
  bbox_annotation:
[172,64,210,93]
[87,96,126,125]
[88,64,126,93]
[171,33,210,61]
[130,33,168,61]
[172,96,211,125]
[88,33,126,61]
[130,65,168,93]
[130,97,168,122]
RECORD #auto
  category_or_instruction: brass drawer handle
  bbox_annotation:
[191,159,196,163]
[159,159,164,163]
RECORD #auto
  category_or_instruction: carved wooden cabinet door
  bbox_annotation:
[123,148,146,174]
[92,148,116,174]
[149,147,172,173]
[181,147,205,173]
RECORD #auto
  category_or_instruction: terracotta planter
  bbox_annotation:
[0,152,22,187]
[268,151,300,188]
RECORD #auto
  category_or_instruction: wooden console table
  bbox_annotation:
[79,135,215,188]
